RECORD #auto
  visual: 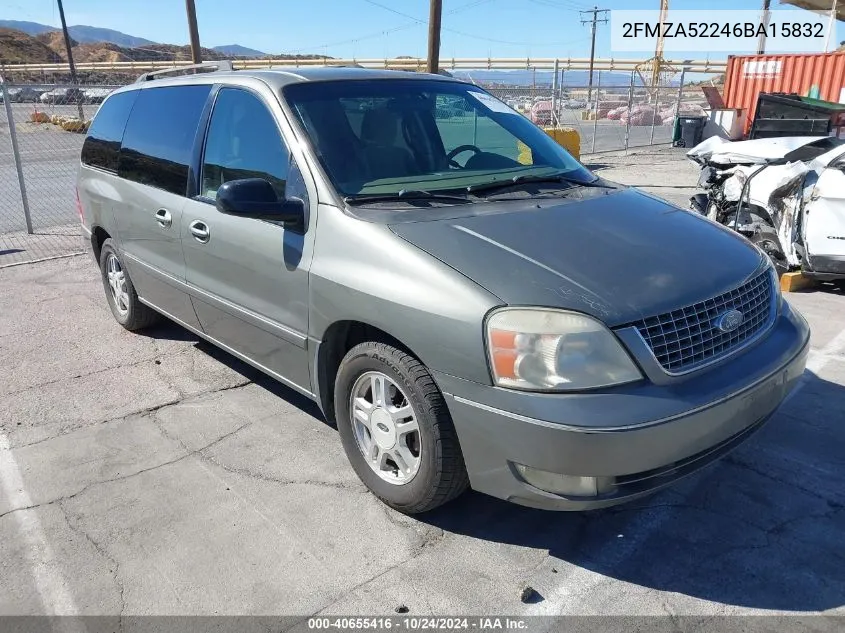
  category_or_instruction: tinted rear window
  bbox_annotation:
[118,85,211,196]
[81,90,138,172]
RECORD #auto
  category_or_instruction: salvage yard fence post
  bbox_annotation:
[0,75,33,235]
[649,84,659,146]
[551,58,559,126]
[623,70,635,152]
[591,70,601,154]
[674,67,687,136]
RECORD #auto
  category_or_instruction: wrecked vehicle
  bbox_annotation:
[688,135,845,281]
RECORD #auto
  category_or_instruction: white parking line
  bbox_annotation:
[0,434,80,618]
[527,325,845,615]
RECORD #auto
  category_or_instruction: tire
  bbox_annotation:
[751,232,789,278]
[334,342,469,514]
[99,238,159,331]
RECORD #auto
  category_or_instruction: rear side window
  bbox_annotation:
[119,85,211,196]
[81,90,138,172]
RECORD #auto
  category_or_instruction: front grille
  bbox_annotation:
[632,269,775,374]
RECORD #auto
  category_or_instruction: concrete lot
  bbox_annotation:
[1,148,844,622]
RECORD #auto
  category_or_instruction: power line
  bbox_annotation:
[580,6,609,102]
[361,0,542,46]
[282,0,494,56]
[361,0,418,21]
[529,0,589,10]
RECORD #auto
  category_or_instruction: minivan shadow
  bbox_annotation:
[140,318,845,612]
[138,318,326,423]
[417,371,845,613]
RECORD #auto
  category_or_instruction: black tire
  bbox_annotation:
[751,232,789,278]
[334,342,469,514]
[99,239,159,331]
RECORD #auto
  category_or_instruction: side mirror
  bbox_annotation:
[215,178,304,226]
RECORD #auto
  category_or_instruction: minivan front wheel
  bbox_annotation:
[99,239,159,331]
[334,342,469,513]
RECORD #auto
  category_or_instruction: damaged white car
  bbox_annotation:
[687,135,845,281]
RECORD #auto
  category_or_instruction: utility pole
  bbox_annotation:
[185,0,202,63]
[56,0,84,120]
[580,6,609,103]
[426,0,443,74]
[825,0,839,52]
[756,0,771,54]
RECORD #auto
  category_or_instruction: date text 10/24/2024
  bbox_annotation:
[307,617,528,630]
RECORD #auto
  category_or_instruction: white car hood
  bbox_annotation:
[687,136,824,165]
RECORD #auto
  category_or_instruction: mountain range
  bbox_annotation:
[0,19,683,89]
[0,19,266,57]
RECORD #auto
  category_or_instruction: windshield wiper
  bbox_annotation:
[466,173,605,196]
[343,189,471,205]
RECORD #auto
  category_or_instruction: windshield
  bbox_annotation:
[283,79,593,198]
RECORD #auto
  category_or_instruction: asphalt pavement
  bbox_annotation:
[0,148,843,625]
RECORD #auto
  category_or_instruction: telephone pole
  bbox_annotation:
[580,6,609,103]
[56,0,84,120]
[756,0,771,54]
[427,0,443,74]
[825,0,839,52]
[185,0,202,63]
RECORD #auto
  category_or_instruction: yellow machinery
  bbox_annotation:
[517,127,581,163]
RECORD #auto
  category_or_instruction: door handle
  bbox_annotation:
[155,208,172,228]
[189,220,210,243]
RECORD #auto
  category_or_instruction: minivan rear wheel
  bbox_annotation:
[334,342,469,514]
[99,239,159,331]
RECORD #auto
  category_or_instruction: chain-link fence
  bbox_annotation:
[0,69,710,267]
[483,70,709,155]
[0,78,121,266]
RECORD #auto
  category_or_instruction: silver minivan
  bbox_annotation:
[78,63,810,513]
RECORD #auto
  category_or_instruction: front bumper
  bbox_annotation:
[805,254,845,280]
[436,300,810,510]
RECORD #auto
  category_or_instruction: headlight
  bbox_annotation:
[486,308,642,391]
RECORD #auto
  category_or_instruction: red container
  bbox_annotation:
[723,53,845,135]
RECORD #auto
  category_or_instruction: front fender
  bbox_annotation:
[308,204,501,385]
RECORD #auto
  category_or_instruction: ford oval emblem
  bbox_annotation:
[716,309,744,333]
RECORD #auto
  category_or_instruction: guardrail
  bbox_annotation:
[1,56,727,75]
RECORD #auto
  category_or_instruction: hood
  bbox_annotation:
[688,135,843,166]
[389,189,764,326]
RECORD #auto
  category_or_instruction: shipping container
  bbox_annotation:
[723,53,845,135]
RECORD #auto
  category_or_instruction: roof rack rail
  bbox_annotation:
[135,60,234,83]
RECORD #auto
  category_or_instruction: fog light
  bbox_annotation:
[515,464,616,497]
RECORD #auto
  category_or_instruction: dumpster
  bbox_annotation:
[749,92,845,139]
[678,116,707,148]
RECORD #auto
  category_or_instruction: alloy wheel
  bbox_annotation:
[349,371,422,485]
[106,253,129,315]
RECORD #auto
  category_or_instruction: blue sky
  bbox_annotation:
[5,0,843,59]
